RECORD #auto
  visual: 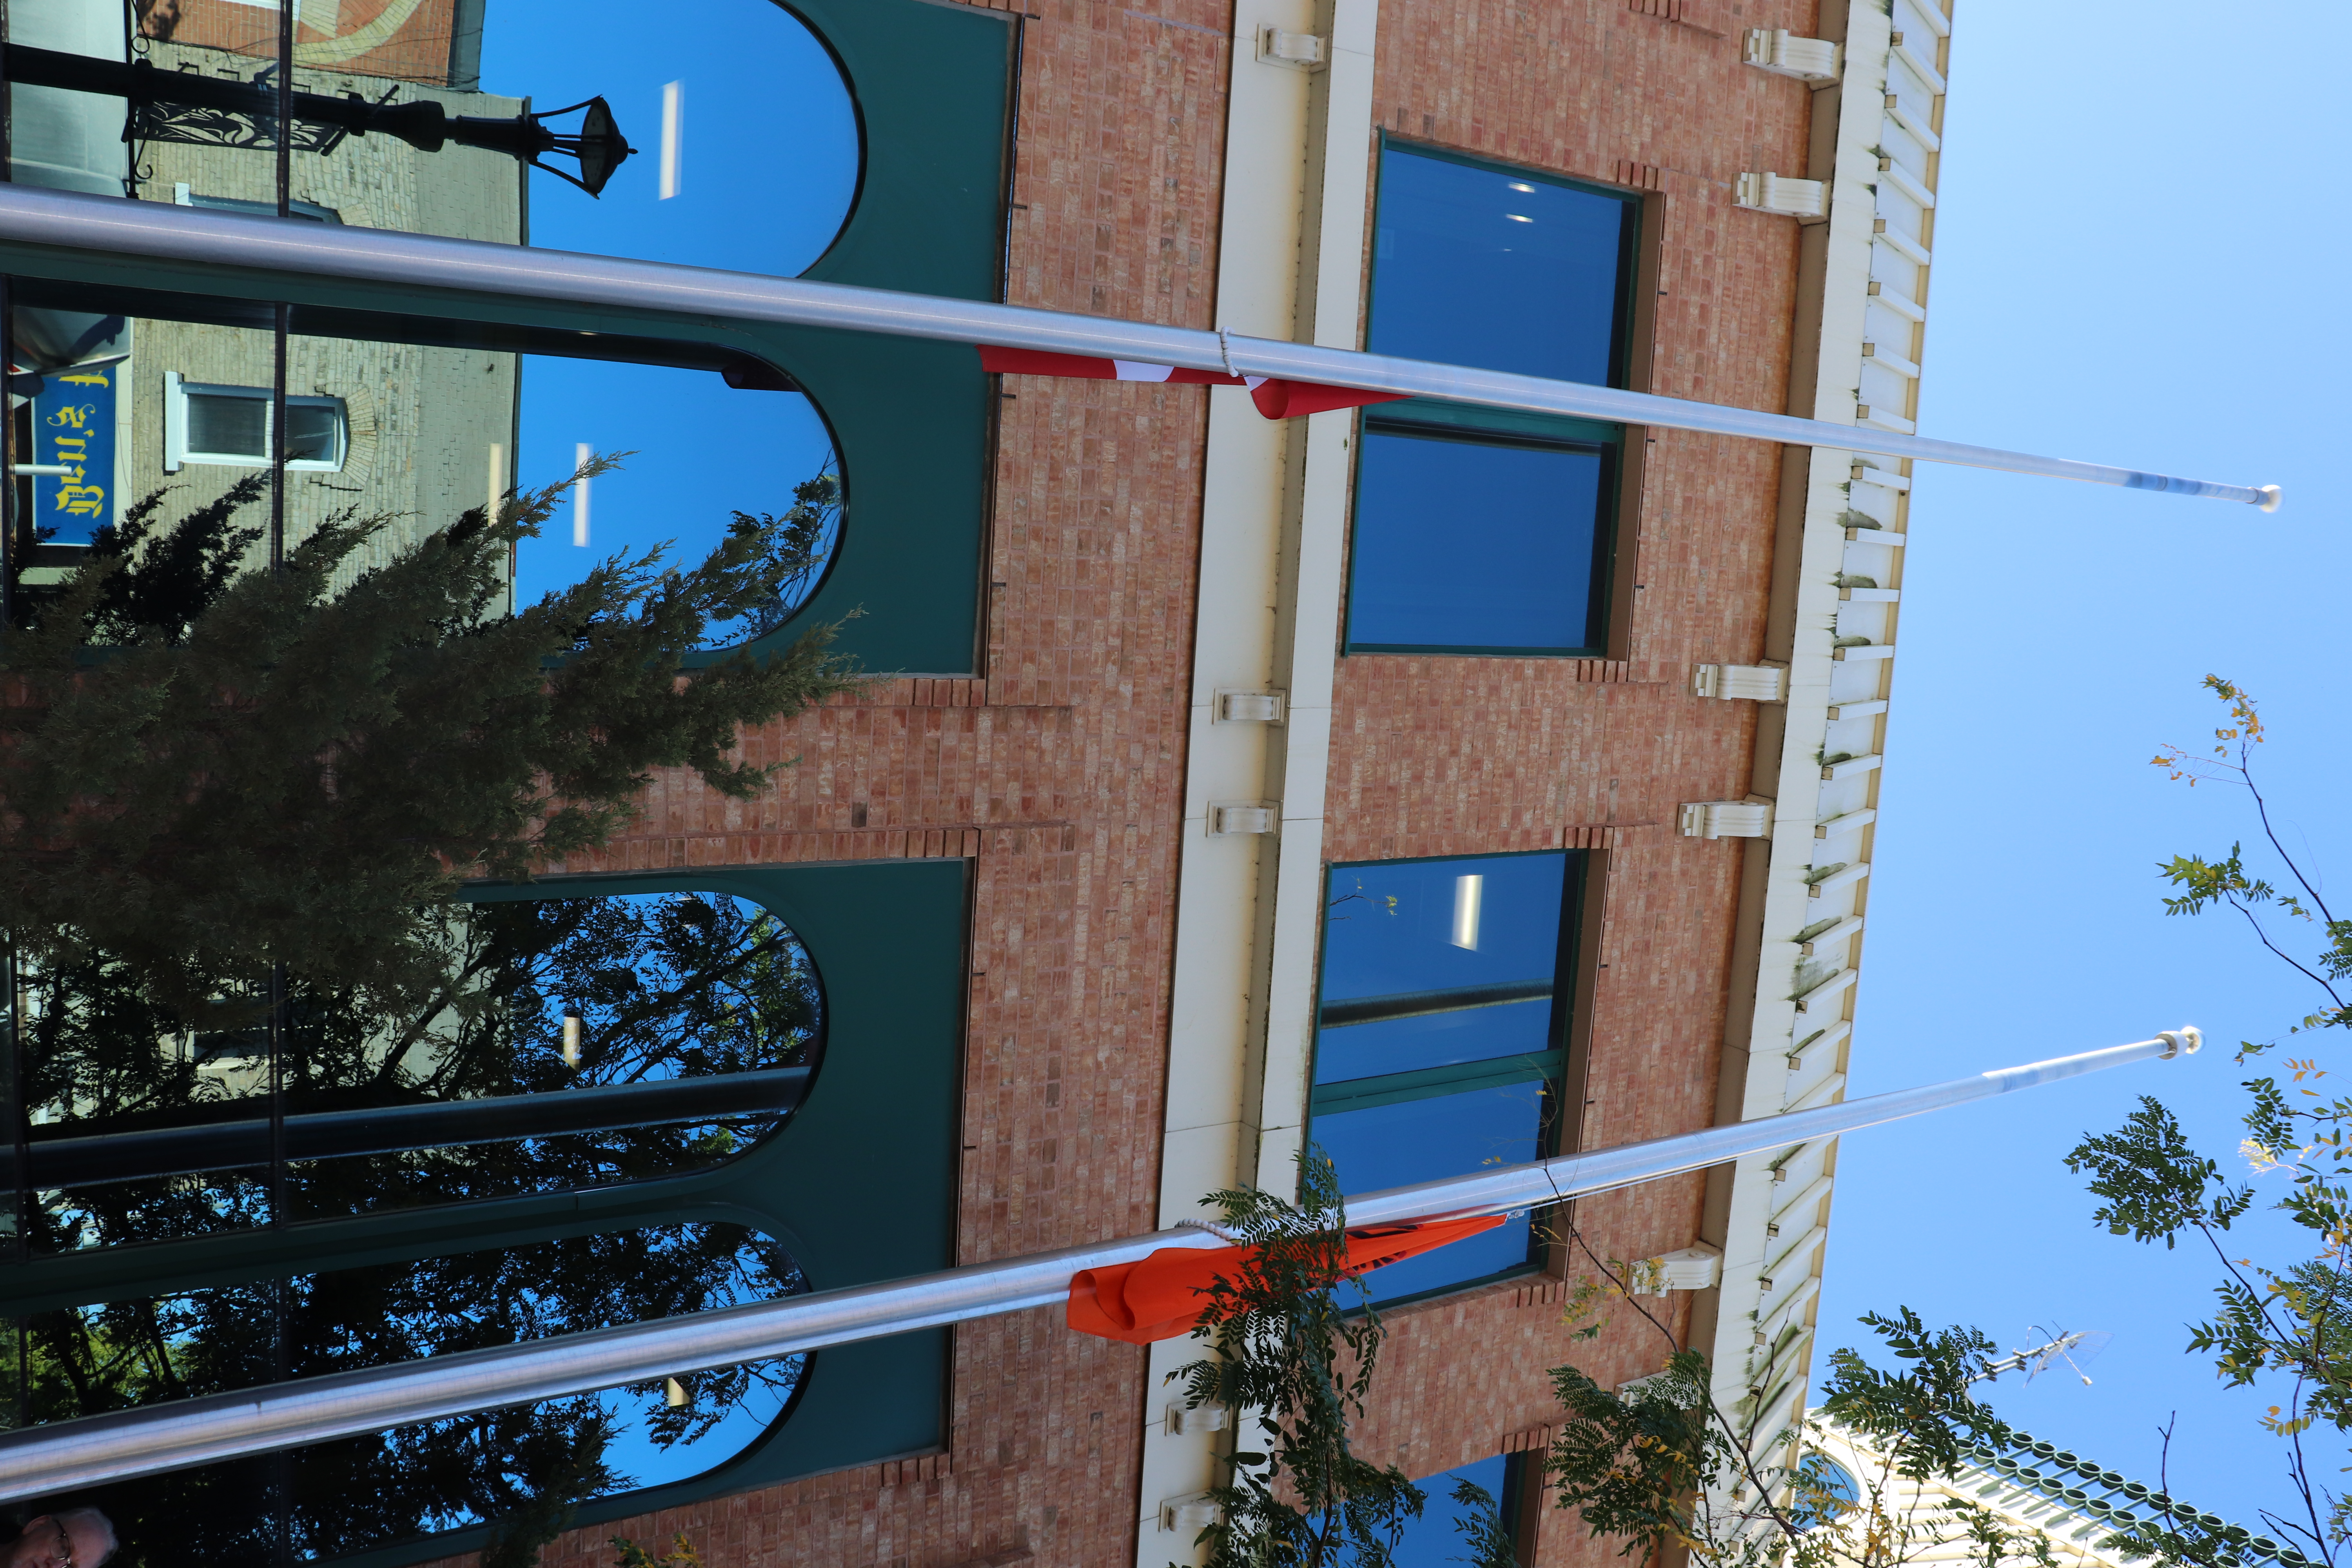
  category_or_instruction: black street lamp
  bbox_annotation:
[5,44,638,196]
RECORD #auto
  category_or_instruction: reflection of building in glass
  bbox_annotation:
[10,0,520,593]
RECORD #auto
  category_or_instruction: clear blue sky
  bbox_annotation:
[1813,0,2352,1538]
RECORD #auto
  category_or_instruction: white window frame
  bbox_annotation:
[163,371,347,473]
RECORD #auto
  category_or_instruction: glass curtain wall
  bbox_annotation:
[1308,851,1584,1304]
[0,1221,812,1566]
[0,0,853,631]
[1347,142,1640,657]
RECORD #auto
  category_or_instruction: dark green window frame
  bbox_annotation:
[0,858,970,1566]
[0,0,1020,677]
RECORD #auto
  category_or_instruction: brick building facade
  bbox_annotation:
[0,0,1951,1561]
[521,0,1931,1563]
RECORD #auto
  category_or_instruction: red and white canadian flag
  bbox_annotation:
[978,347,1408,420]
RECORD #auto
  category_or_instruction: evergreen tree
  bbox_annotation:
[0,460,863,1024]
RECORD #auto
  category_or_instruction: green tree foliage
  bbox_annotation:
[0,459,862,1024]
[2067,677,2352,1564]
[1542,1226,2019,1568]
[612,1534,702,1568]
[1443,1480,1520,1568]
[1815,1309,2012,1482]
[1548,1347,1718,1557]
[1170,1148,1427,1568]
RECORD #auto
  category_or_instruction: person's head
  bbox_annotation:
[10,1510,116,1568]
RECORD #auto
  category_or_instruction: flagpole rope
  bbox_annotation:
[0,185,2278,510]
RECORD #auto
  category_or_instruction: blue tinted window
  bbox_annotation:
[1346,422,1609,653]
[1369,144,1635,386]
[1350,144,1636,659]
[1318,854,1569,1084]
[1314,1086,1544,1303]
[1392,1454,1515,1568]
[1310,851,1577,1302]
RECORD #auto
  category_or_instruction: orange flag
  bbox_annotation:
[978,345,1407,422]
[1066,1215,1506,1345]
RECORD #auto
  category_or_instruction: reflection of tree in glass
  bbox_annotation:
[5,1223,806,1568]
[2,458,863,1023]
[725,464,842,648]
[18,891,822,1249]
[287,891,824,1220]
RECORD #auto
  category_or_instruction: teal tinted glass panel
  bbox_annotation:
[3,1222,804,1568]
[1368,144,1636,387]
[1317,853,1569,1084]
[1345,422,1610,654]
[1312,1084,1543,1303]
[1392,1454,1513,1568]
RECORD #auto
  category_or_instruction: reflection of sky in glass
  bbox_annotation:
[1369,146,1631,386]
[511,360,834,616]
[478,0,859,276]
[1390,1454,1511,1568]
[1311,1085,1543,1302]
[1317,855,1567,1083]
[481,1,857,619]
[592,1357,801,1496]
[1347,426,1605,652]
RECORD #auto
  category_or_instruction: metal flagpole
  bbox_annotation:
[0,185,2278,510]
[0,1027,2198,1499]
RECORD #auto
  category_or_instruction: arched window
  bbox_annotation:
[8,0,862,276]
[15,888,824,1250]
[4,0,1016,676]
[5,280,847,650]
[3,1220,808,1568]
[3,857,974,1548]
[1792,1454,1860,1530]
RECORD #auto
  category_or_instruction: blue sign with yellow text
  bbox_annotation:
[29,361,118,543]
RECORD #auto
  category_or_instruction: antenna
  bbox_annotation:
[1980,1325,2113,1386]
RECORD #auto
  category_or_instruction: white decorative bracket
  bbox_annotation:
[1167,1403,1231,1436]
[1680,800,1772,840]
[1254,26,1327,69]
[1742,28,1840,83]
[1213,688,1287,723]
[1691,662,1787,701]
[1207,800,1279,836]
[1735,171,1828,221]
[1639,1245,1724,1296]
[1160,1494,1223,1533]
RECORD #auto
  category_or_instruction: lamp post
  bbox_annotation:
[2,45,637,196]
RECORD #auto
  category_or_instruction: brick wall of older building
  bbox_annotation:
[544,1,1821,1566]
[1328,4,1818,1564]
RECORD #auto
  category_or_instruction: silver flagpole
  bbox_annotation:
[0,185,2277,509]
[0,1027,2197,1499]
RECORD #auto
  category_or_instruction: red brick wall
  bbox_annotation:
[549,1,1820,1565]
[1317,4,1815,1563]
